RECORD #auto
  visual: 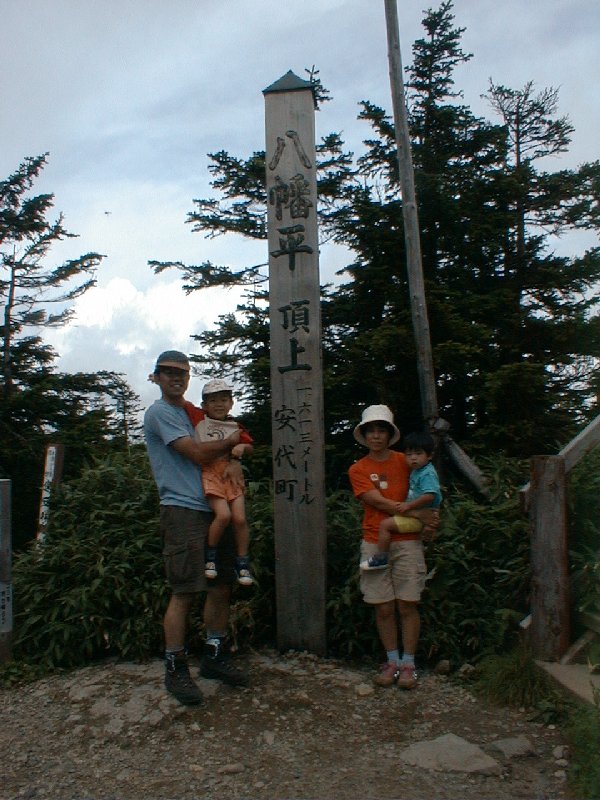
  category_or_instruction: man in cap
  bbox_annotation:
[144,350,247,705]
[348,405,438,690]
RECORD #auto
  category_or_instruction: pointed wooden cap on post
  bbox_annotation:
[263,70,315,99]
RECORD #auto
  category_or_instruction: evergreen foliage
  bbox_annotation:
[0,154,142,548]
[149,1,599,471]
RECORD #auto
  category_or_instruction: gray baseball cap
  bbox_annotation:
[154,350,190,372]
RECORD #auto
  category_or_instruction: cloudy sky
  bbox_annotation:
[1,0,598,412]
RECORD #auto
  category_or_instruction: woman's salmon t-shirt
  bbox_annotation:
[348,450,417,544]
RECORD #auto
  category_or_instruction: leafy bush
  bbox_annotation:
[10,448,166,670]
[473,643,561,709]
[421,457,531,664]
[567,690,600,799]
[7,450,537,676]
[569,447,600,646]
[12,447,582,678]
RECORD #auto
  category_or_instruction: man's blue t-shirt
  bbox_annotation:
[408,461,442,508]
[144,398,210,511]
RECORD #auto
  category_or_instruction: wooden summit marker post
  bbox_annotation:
[264,71,327,655]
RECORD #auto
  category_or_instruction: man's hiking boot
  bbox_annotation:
[165,652,203,705]
[200,639,249,687]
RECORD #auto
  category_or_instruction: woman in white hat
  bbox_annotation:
[348,405,438,690]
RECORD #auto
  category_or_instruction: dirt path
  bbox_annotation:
[1,649,571,799]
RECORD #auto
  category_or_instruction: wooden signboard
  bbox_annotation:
[37,443,65,542]
[264,71,327,654]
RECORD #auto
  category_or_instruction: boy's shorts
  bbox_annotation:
[359,539,426,604]
[392,515,423,534]
[202,464,244,503]
[160,505,235,594]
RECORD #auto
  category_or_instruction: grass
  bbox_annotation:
[471,643,600,798]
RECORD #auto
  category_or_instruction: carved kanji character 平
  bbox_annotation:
[270,225,313,272]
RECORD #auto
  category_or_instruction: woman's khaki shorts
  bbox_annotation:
[160,505,235,594]
[359,539,426,604]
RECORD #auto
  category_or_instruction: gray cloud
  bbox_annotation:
[1,0,598,411]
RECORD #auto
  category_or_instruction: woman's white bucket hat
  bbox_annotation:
[353,404,400,447]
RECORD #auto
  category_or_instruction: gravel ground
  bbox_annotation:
[0,648,572,800]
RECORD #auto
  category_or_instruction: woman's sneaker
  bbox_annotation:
[397,663,418,690]
[374,662,400,687]
[360,553,389,571]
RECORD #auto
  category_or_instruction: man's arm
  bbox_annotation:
[171,428,241,465]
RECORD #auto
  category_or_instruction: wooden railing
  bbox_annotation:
[520,415,600,662]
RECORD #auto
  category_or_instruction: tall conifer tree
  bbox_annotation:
[151,2,599,466]
[1,155,141,546]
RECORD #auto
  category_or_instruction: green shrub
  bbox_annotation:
[12,448,592,677]
[473,643,561,709]
[567,690,600,799]
[420,456,530,664]
[325,490,380,660]
[569,447,600,649]
[10,448,166,670]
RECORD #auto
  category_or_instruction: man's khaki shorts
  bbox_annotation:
[359,539,426,604]
[160,505,235,594]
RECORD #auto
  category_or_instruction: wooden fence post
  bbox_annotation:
[0,480,12,663]
[529,456,570,660]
